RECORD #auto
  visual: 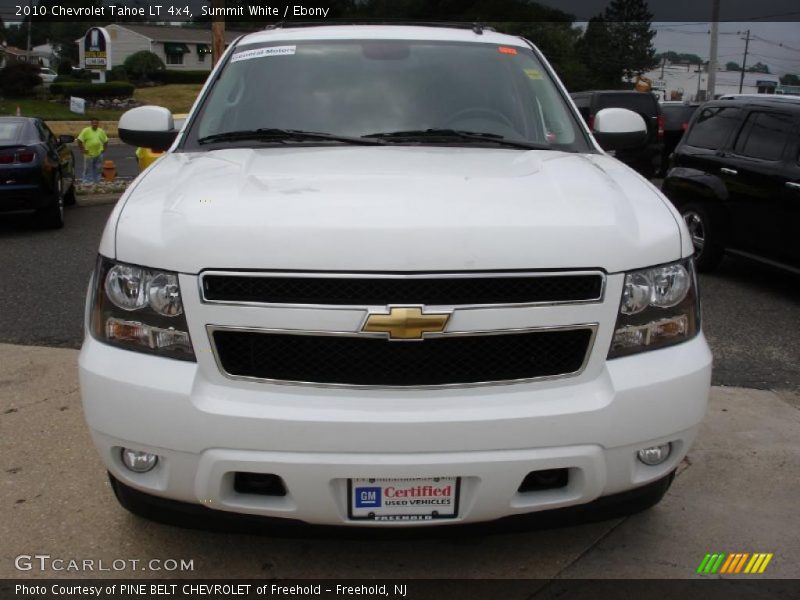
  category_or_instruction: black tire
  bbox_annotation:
[681,203,724,272]
[63,182,76,206]
[34,175,65,229]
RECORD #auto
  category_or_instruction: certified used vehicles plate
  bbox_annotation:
[348,477,460,521]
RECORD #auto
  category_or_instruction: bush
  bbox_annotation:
[0,62,43,97]
[50,81,135,99]
[107,66,129,82]
[150,70,209,84]
[56,59,74,76]
[123,51,165,82]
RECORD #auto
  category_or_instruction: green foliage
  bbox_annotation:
[123,51,166,82]
[150,70,209,84]
[780,73,800,86]
[56,59,74,76]
[0,62,43,97]
[747,62,770,74]
[725,61,741,71]
[575,0,657,90]
[107,66,129,82]
[656,51,703,65]
[49,81,135,99]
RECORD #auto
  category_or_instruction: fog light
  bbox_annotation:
[637,443,671,466]
[121,448,158,473]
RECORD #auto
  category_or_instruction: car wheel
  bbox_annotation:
[682,204,723,272]
[35,175,65,229]
[63,181,76,206]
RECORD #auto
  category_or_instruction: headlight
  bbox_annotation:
[90,256,195,361]
[608,258,700,359]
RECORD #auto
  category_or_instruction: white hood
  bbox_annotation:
[110,146,683,274]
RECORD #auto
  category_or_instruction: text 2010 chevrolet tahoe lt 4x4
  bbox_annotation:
[79,24,711,528]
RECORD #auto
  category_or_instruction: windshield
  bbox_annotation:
[184,39,590,151]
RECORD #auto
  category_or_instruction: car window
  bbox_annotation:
[0,122,23,143]
[733,111,792,161]
[187,40,589,151]
[685,106,741,150]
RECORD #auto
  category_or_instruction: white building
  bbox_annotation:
[641,63,780,102]
[76,24,243,72]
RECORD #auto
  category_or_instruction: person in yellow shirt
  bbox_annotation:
[77,119,108,184]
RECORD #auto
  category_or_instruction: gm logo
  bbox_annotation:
[355,487,382,508]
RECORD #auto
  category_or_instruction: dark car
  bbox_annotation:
[659,101,700,175]
[570,90,664,177]
[663,96,800,273]
[0,117,76,228]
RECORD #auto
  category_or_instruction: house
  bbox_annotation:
[32,43,58,68]
[1,44,37,67]
[639,63,781,102]
[76,24,244,72]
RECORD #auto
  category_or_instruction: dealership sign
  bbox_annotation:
[84,27,111,70]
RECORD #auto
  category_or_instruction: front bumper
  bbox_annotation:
[79,333,711,527]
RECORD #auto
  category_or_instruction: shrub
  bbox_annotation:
[0,62,43,97]
[56,59,74,76]
[107,66,129,82]
[150,70,209,84]
[50,81,135,99]
[123,51,165,82]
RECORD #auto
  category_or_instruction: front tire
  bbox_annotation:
[682,203,723,272]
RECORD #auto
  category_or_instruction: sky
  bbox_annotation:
[651,22,800,76]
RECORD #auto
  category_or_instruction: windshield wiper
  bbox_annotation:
[198,128,386,146]
[362,129,551,150]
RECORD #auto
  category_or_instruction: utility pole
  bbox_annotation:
[739,29,750,94]
[707,0,720,99]
[211,0,225,67]
[26,0,32,53]
[695,65,703,101]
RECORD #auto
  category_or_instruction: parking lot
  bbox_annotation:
[1,198,799,581]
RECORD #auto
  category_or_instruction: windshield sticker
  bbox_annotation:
[498,46,518,55]
[524,68,543,80]
[231,45,296,63]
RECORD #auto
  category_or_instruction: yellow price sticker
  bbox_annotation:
[524,68,543,80]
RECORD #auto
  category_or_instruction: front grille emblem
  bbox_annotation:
[362,306,450,340]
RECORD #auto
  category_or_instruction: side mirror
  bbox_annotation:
[58,134,75,145]
[592,108,648,151]
[118,106,178,151]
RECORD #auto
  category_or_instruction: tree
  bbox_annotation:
[576,0,656,89]
[123,51,165,82]
[780,73,800,86]
[747,62,770,73]
[0,62,43,97]
[604,0,657,79]
[726,61,740,71]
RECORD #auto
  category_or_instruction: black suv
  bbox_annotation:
[663,96,800,272]
[571,90,664,177]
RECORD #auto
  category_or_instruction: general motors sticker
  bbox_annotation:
[349,477,460,521]
[231,45,297,63]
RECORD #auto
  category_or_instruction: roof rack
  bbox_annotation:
[264,21,493,35]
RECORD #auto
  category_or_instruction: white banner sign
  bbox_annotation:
[69,96,86,115]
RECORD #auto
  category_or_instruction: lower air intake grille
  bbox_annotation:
[212,328,594,387]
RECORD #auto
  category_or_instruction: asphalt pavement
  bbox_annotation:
[0,201,797,391]
[74,142,139,181]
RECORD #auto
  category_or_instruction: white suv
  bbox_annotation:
[80,24,711,528]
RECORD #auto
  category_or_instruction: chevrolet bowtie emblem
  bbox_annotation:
[362,307,451,340]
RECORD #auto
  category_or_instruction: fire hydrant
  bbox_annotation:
[102,160,116,181]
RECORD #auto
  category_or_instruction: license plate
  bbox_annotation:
[348,477,460,522]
